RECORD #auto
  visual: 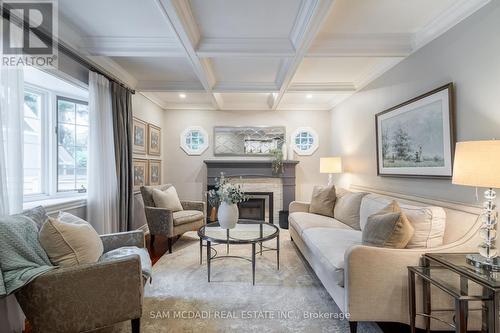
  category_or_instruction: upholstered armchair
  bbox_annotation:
[140,184,206,253]
[16,230,146,333]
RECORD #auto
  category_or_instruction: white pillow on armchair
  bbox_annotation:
[152,186,184,212]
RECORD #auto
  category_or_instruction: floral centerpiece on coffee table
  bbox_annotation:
[212,173,248,229]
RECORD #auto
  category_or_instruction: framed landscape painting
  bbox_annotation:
[148,124,161,156]
[148,160,161,186]
[133,158,148,191]
[375,83,455,178]
[133,118,147,154]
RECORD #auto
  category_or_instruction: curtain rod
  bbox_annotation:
[58,43,136,94]
[2,7,136,94]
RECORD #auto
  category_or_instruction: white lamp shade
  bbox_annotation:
[452,140,500,188]
[320,157,342,174]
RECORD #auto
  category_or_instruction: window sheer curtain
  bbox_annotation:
[87,72,119,234]
[0,65,25,332]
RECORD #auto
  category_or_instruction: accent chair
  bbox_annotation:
[16,230,147,333]
[140,184,206,253]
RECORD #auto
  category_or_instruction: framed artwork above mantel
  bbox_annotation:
[375,83,455,179]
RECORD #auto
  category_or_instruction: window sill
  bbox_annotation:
[23,195,87,214]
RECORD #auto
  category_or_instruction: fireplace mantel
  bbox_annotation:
[204,159,299,215]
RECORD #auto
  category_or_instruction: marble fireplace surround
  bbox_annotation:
[204,160,299,223]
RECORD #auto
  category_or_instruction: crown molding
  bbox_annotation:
[272,0,336,110]
[414,0,490,50]
[86,56,138,88]
[80,37,183,57]
[213,82,280,93]
[353,57,404,90]
[219,104,272,111]
[212,93,225,109]
[136,80,204,92]
[196,38,295,57]
[288,82,356,92]
[164,102,217,110]
[308,33,413,57]
[277,103,332,111]
[139,92,168,109]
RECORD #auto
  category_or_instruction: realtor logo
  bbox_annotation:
[1,0,58,68]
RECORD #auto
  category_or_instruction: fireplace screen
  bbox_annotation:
[214,126,285,156]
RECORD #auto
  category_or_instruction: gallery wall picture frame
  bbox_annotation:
[148,160,162,186]
[148,124,161,156]
[375,83,455,179]
[133,158,148,191]
[133,118,147,155]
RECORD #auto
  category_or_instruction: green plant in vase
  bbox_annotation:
[207,189,220,222]
[270,148,284,175]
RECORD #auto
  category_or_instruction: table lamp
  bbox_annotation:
[452,140,500,271]
[320,157,342,185]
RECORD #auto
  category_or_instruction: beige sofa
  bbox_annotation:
[288,186,482,332]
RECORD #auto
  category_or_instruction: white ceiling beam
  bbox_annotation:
[288,82,356,92]
[213,82,280,93]
[413,0,490,50]
[196,38,295,57]
[272,0,336,110]
[307,33,413,57]
[80,37,184,57]
[136,81,205,92]
[154,0,221,109]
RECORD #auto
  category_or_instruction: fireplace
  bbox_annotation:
[238,198,265,220]
[204,159,298,224]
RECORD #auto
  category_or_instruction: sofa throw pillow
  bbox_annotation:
[152,186,183,212]
[359,194,446,248]
[39,212,104,267]
[18,206,49,231]
[309,184,336,217]
[333,188,368,230]
[362,201,414,248]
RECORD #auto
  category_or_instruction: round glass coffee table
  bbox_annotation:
[198,219,280,285]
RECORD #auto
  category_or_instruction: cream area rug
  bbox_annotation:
[106,229,382,333]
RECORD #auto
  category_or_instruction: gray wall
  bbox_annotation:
[131,93,165,229]
[329,0,500,209]
[162,109,332,202]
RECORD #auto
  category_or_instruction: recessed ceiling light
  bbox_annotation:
[306,94,313,99]
[179,93,186,99]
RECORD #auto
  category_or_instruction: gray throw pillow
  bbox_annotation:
[333,188,368,230]
[19,206,48,231]
[362,201,415,248]
[309,184,336,217]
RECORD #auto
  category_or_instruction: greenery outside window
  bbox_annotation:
[22,81,88,203]
[57,97,89,193]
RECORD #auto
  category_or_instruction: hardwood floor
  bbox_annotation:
[146,234,177,265]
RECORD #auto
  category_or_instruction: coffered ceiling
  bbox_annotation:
[57,0,489,111]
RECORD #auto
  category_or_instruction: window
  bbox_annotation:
[180,126,209,155]
[22,68,89,202]
[57,97,89,192]
[291,127,319,156]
